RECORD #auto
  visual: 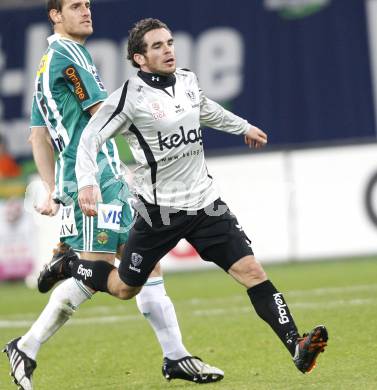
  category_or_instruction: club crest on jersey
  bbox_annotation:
[185,90,196,101]
[97,231,109,245]
[149,101,166,120]
[158,126,203,151]
[185,89,199,108]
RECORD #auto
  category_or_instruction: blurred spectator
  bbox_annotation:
[0,133,21,178]
[0,197,36,280]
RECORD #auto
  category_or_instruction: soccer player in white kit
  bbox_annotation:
[74,18,329,378]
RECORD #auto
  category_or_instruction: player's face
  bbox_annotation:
[53,0,93,43]
[138,28,176,75]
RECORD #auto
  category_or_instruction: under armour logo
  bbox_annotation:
[152,76,160,82]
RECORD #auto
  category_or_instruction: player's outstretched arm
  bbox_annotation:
[244,125,268,149]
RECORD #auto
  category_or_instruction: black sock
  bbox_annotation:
[247,280,299,356]
[71,260,115,293]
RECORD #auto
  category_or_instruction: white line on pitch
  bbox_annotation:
[0,297,374,329]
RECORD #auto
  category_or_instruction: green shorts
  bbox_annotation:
[60,181,133,253]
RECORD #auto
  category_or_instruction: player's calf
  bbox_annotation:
[71,259,140,298]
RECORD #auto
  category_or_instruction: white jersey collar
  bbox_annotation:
[47,33,82,46]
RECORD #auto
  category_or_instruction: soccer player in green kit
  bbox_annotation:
[3,2,223,389]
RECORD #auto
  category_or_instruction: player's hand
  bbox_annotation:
[244,125,268,149]
[78,185,102,217]
[35,192,60,216]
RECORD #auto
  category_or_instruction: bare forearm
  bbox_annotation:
[29,128,55,192]
[32,141,55,191]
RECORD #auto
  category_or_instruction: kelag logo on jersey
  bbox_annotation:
[158,126,203,151]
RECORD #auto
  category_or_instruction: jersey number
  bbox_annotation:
[54,135,66,153]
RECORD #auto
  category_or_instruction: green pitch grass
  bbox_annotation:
[1,258,376,389]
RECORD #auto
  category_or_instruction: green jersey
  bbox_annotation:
[30,33,121,204]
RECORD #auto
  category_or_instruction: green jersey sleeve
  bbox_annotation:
[30,94,46,127]
[61,61,107,110]
[52,42,107,111]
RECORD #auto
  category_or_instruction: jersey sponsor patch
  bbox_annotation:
[63,65,89,101]
[89,65,106,91]
[60,205,79,237]
[158,126,203,151]
[97,203,122,231]
[37,54,48,76]
[149,101,166,120]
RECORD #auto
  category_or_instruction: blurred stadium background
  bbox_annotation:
[0,1,377,388]
[1,0,377,278]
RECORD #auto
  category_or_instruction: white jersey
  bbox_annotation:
[76,68,250,210]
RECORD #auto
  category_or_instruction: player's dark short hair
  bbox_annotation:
[46,0,64,25]
[127,18,171,68]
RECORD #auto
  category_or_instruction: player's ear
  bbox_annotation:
[49,9,62,24]
[134,53,145,67]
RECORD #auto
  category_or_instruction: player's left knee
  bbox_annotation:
[114,285,142,300]
[229,255,267,284]
[249,262,267,281]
